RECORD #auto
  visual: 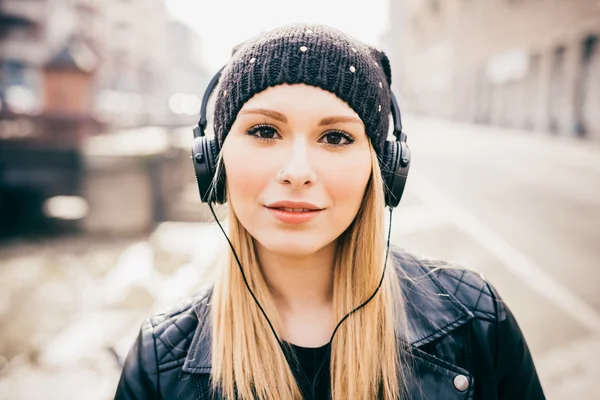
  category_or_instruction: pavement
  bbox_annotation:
[0,116,598,399]
[0,224,225,400]
[392,116,600,399]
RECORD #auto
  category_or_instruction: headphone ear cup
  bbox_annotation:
[380,140,397,207]
[192,136,226,204]
[381,140,410,208]
[207,138,227,204]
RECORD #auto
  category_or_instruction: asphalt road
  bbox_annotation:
[390,116,600,399]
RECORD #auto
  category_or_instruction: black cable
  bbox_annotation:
[209,202,394,399]
[329,206,394,344]
[208,202,283,345]
[309,206,394,399]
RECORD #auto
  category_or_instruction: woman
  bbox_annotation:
[115,24,545,399]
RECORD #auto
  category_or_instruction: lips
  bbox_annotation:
[264,201,324,211]
[264,201,324,224]
[275,207,315,212]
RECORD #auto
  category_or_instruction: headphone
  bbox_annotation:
[192,67,411,208]
[191,67,409,395]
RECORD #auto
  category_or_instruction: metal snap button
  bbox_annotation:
[453,374,469,392]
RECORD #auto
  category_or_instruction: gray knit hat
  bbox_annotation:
[213,23,393,155]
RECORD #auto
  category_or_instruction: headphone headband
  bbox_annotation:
[194,67,406,143]
[191,67,410,208]
[193,67,225,139]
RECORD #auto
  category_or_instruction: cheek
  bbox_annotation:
[226,163,259,199]
[223,141,271,208]
[323,153,372,211]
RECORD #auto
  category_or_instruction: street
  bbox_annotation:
[392,116,600,398]
[0,117,599,399]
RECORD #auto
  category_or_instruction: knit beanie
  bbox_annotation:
[213,23,393,155]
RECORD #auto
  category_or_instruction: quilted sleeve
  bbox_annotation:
[488,282,546,400]
[114,319,159,400]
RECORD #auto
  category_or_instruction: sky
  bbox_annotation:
[165,0,391,72]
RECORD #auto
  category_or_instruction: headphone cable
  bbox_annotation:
[309,206,393,399]
[208,202,282,344]
[208,202,394,398]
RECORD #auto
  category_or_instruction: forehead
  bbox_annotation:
[240,83,361,120]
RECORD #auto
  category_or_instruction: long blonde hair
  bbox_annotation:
[210,145,410,399]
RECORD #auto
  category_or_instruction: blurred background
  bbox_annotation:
[0,0,598,398]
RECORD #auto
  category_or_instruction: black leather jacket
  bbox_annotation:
[114,249,546,399]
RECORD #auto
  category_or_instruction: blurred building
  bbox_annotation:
[388,0,600,140]
[160,19,211,126]
[0,0,212,236]
[93,0,168,127]
[0,0,168,129]
[0,0,46,117]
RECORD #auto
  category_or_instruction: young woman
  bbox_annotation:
[115,24,545,400]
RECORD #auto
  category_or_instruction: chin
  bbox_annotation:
[254,230,334,258]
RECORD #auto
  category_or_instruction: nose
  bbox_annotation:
[277,139,316,188]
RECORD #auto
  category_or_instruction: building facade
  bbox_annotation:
[387,0,600,140]
[0,0,168,128]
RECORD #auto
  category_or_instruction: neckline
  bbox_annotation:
[287,341,331,352]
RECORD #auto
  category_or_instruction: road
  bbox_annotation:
[391,116,600,398]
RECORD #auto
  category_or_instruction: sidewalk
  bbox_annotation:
[0,222,223,400]
[536,335,600,399]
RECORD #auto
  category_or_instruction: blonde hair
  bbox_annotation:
[210,145,410,399]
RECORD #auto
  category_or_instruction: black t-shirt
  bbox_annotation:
[287,342,331,400]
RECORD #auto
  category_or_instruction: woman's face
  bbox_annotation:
[222,84,372,257]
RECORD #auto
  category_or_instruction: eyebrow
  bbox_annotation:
[318,116,363,126]
[239,108,363,126]
[239,108,287,122]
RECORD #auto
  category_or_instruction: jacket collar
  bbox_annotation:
[182,248,473,373]
[391,250,474,347]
